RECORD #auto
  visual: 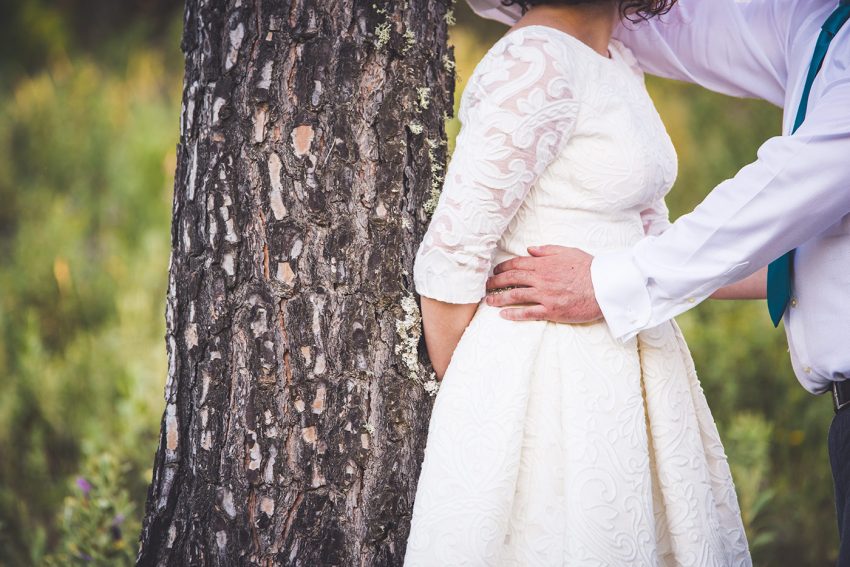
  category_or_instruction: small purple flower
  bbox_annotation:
[75,476,92,496]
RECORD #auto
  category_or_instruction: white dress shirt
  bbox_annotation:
[465,0,850,394]
[587,0,850,394]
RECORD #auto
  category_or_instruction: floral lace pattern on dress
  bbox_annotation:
[413,30,581,304]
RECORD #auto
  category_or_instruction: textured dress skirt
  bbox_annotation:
[403,304,750,566]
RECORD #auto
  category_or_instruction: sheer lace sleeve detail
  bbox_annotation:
[413,29,581,303]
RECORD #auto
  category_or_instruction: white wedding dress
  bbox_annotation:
[405,26,752,566]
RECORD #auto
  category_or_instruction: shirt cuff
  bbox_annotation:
[590,249,653,342]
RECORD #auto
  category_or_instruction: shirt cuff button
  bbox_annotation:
[791,298,798,308]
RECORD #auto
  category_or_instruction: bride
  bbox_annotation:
[404,0,754,565]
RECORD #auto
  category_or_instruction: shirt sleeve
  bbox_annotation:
[592,79,850,341]
[413,31,581,304]
[613,0,799,106]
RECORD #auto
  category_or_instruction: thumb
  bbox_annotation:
[528,245,567,257]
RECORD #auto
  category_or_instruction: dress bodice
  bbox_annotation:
[414,25,678,304]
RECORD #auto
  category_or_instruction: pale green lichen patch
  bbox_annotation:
[423,137,447,215]
[394,292,439,395]
[394,293,421,376]
[442,54,456,73]
[408,121,424,135]
[416,87,431,111]
[424,375,439,396]
[373,5,392,49]
[423,189,441,215]
[402,29,416,53]
[375,22,392,48]
[445,9,457,26]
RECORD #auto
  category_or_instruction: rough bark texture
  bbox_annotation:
[137,1,454,565]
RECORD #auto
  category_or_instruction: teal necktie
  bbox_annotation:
[766,0,850,327]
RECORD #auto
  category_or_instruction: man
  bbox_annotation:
[469,0,850,562]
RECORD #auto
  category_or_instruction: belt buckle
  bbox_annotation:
[833,381,850,413]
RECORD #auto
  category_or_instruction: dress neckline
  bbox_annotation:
[503,24,619,64]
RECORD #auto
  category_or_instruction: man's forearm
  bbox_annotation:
[710,267,767,300]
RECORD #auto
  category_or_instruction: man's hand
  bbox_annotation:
[484,245,603,323]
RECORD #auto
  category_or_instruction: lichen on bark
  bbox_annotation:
[137,0,455,565]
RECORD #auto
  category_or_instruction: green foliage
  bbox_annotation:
[0,35,180,567]
[43,452,140,567]
[725,413,776,551]
[0,0,180,86]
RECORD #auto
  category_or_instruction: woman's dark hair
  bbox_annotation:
[500,0,677,22]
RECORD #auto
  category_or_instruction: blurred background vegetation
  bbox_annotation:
[0,1,836,565]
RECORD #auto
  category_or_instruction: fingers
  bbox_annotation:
[492,255,537,275]
[527,245,569,257]
[485,270,535,291]
[493,246,582,275]
[485,286,539,307]
[499,305,548,322]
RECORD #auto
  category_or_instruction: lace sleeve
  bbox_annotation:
[413,30,581,304]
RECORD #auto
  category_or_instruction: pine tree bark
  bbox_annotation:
[137,1,454,565]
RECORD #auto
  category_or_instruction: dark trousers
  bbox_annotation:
[829,406,850,566]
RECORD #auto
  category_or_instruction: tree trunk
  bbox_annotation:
[136,0,454,564]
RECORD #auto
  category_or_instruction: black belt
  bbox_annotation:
[832,380,850,413]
